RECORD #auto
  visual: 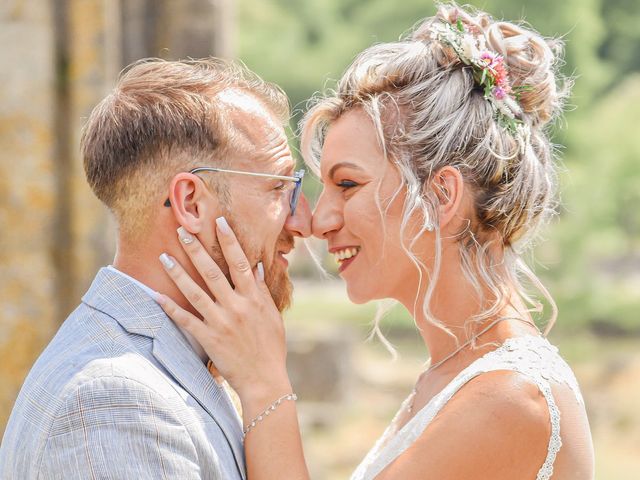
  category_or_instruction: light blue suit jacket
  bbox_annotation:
[0,268,246,479]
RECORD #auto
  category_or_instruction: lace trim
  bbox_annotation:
[351,335,583,480]
[535,376,562,480]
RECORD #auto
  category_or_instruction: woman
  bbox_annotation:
[156,4,594,479]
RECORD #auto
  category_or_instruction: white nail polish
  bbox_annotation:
[177,226,194,245]
[159,253,175,269]
[257,262,264,281]
[216,216,231,235]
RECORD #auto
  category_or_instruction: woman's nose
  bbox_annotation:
[284,194,312,238]
[311,192,342,239]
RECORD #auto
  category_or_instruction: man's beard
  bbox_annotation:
[210,229,294,313]
[263,244,293,312]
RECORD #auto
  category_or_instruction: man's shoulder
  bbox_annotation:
[26,302,153,390]
[47,362,190,435]
[0,333,208,480]
[6,302,183,434]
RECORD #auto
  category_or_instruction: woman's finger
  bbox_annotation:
[253,261,274,297]
[154,292,216,349]
[159,253,221,324]
[215,216,258,294]
[254,261,265,283]
[176,226,235,305]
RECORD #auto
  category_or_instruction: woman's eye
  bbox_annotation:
[274,182,287,191]
[337,180,359,190]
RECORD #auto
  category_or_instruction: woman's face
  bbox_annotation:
[311,108,427,304]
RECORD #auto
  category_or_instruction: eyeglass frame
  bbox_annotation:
[163,167,305,215]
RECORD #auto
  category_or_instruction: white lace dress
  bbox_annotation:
[351,335,585,480]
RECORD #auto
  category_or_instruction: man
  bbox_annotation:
[0,58,311,479]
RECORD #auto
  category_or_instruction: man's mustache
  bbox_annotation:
[275,233,295,256]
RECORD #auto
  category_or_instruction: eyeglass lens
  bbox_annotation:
[290,170,305,215]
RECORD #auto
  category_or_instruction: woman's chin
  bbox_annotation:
[344,282,375,305]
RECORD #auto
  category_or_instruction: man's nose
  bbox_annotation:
[284,194,312,238]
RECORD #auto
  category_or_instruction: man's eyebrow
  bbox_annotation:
[328,162,363,179]
[276,162,296,177]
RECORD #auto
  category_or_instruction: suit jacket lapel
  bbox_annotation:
[152,325,246,479]
[82,268,246,480]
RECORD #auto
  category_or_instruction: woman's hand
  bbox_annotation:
[155,217,292,408]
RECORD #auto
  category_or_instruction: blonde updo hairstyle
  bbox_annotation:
[301,3,572,343]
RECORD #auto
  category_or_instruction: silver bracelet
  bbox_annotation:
[243,393,298,437]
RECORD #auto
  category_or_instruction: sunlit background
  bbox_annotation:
[1,1,639,478]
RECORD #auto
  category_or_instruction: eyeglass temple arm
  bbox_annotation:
[190,167,303,182]
[164,169,304,207]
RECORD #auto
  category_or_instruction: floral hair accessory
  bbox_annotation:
[430,18,531,148]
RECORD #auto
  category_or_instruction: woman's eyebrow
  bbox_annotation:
[328,162,363,180]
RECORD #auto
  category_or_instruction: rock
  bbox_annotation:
[287,329,355,403]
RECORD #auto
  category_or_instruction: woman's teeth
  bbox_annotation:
[333,247,360,264]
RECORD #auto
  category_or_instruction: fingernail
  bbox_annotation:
[257,261,264,281]
[159,253,175,269]
[216,216,231,235]
[153,292,165,305]
[177,226,195,245]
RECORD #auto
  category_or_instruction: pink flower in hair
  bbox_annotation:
[492,86,507,100]
[480,51,497,65]
[492,59,508,87]
[478,51,509,88]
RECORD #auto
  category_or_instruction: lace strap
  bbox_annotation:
[533,374,562,480]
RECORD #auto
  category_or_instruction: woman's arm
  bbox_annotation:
[156,222,310,480]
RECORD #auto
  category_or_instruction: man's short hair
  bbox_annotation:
[81,58,290,235]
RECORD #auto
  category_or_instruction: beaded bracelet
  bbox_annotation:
[243,393,298,437]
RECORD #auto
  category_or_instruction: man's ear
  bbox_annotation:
[430,166,465,229]
[168,173,214,233]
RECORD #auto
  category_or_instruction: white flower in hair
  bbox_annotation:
[461,34,479,60]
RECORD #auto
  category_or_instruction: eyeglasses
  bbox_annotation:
[164,167,305,215]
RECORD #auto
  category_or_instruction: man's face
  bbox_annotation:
[202,91,307,311]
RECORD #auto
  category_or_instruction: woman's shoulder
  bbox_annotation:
[445,334,586,446]
[384,369,552,480]
[421,348,591,480]
[450,367,553,436]
[370,336,593,479]
[432,334,577,436]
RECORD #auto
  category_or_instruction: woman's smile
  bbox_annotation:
[330,245,362,273]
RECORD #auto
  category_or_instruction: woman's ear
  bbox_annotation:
[167,173,211,234]
[431,166,465,229]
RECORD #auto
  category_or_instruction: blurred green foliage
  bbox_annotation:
[238,0,640,334]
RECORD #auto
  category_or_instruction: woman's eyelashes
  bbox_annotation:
[337,179,359,190]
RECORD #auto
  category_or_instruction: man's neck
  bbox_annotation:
[113,243,201,318]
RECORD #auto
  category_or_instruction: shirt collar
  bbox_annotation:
[106,265,209,364]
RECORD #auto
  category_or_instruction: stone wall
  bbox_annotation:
[0,0,232,437]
